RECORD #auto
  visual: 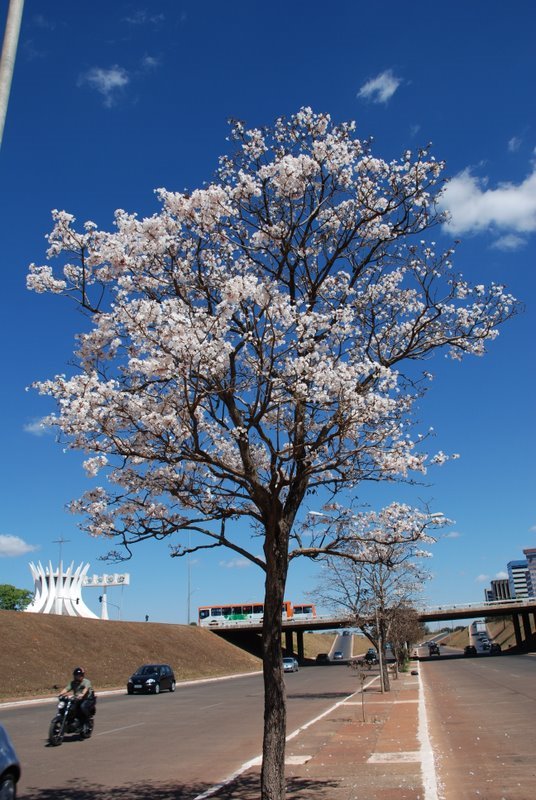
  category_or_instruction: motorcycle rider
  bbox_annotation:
[60,667,94,730]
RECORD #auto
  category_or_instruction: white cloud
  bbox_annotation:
[508,136,522,153]
[475,573,490,583]
[141,55,159,71]
[33,14,56,30]
[491,233,527,251]
[123,11,165,25]
[218,558,250,569]
[495,571,508,579]
[444,530,461,539]
[357,70,401,104]
[440,167,536,239]
[23,418,52,436]
[529,524,536,532]
[78,66,130,107]
[0,534,38,557]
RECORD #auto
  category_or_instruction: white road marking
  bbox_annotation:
[356,699,419,704]
[369,751,421,763]
[96,722,145,736]
[418,672,440,800]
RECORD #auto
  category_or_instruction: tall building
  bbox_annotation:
[522,548,536,597]
[507,559,529,598]
[490,578,511,601]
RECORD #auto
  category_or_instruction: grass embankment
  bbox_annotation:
[441,627,469,649]
[0,611,368,701]
[441,619,523,651]
[301,631,370,660]
[0,609,261,700]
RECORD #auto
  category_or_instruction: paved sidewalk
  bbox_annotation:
[201,665,433,800]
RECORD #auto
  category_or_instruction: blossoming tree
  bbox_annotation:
[28,108,517,799]
[310,503,436,690]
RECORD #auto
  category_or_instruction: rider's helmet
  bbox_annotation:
[73,667,85,678]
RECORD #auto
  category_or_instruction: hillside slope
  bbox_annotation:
[0,610,261,700]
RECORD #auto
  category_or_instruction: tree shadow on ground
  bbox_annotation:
[20,774,341,800]
[286,690,353,700]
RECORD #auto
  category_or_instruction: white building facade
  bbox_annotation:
[25,561,129,619]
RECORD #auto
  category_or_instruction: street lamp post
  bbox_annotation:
[0,0,24,148]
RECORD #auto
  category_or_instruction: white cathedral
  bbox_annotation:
[25,560,129,619]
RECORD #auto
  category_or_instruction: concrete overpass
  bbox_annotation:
[210,597,536,661]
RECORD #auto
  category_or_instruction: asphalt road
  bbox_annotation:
[421,652,536,799]
[4,652,535,799]
[1,664,360,800]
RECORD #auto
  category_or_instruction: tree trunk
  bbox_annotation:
[261,524,289,800]
[380,617,390,692]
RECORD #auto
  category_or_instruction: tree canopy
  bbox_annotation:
[0,584,33,611]
[28,108,518,800]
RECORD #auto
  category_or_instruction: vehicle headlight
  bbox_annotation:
[58,701,66,709]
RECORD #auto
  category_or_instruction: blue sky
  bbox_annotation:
[1,0,535,624]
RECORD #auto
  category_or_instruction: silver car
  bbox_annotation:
[0,724,20,798]
[283,657,299,672]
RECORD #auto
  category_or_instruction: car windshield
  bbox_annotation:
[138,665,159,675]
[283,658,293,663]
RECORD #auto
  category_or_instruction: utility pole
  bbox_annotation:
[0,0,24,148]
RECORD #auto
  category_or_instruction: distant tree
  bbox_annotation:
[388,606,425,665]
[27,108,517,800]
[312,513,435,690]
[0,584,33,611]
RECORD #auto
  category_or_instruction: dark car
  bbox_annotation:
[127,664,176,694]
[0,724,21,798]
[316,653,330,663]
[364,648,378,664]
[428,643,440,656]
[464,645,477,657]
[489,643,502,654]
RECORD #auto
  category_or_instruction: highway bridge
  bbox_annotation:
[209,596,536,662]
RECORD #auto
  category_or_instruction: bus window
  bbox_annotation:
[253,605,263,614]
[199,609,210,620]
[211,607,222,616]
[243,605,253,614]
[222,607,232,616]
[232,606,243,615]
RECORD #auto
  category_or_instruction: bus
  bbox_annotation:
[291,603,316,619]
[198,601,316,626]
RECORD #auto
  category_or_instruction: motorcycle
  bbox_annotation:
[48,694,96,746]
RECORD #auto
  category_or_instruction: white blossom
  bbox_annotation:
[27,107,517,560]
